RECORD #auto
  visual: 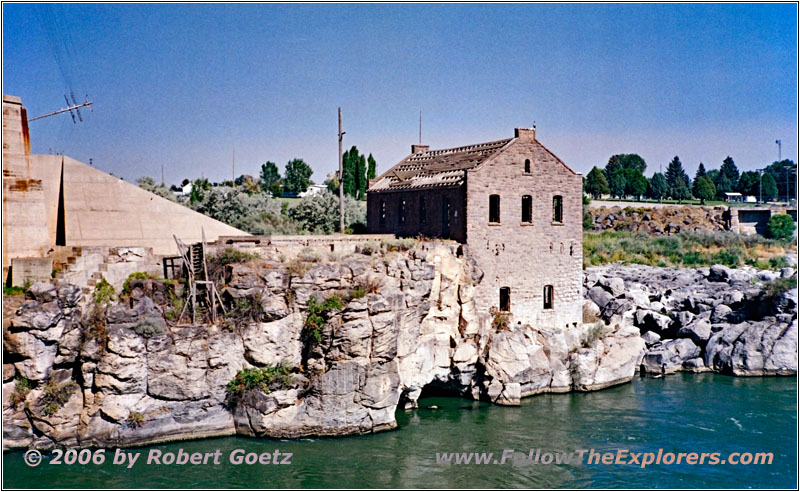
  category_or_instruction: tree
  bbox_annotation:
[765,159,797,201]
[761,173,778,201]
[609,169,627,198]
[283,158,313,194]
[720,156,740,190]
[692,175,716,205]
[136,176,177,202]
[648,173,668,202]
[356,153,367,200]
[672,179,691,204]
[367,154,377,180]
[323,172,339,193]
[694,162,707,181]
[287,190,366,234]
[342,146,360,199]
[584,166,610,198]
[665,156,687,199]
[765,214,795,241]
[713,173,733,200]
[189,178,211,203]
[622,168,647,199]
[259,161,281,194]
[616,154,647,173]
[737,171,760,197]
[604,155,622,182]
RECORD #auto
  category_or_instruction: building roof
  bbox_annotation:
[368,138,513,192]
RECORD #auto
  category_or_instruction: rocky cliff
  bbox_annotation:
[587,205,728,234]
[3,242,795,450]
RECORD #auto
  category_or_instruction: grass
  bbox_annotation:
[11,376,31,407]
[304,294,344,343]
[126,411,146,429]
[583,230,793,269]
[93,278,115,305]
[489,306,509,331]
[40,380,77,416]
[3,285,26,296]
[759,277,798,303]
[121,272,162,294]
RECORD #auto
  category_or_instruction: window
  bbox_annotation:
[553,195,563,223]
[489,194,500,223]
[419,197,427,224]
[521,195,532,223]
[570,243,574,256]
[543,285,554,309]
[399,199,406,224]
[524,159,531,174]
[380,200,386,225]
[499,287,511,312]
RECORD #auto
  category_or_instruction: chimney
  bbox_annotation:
[514,127,536,142]
[411,144,429,154]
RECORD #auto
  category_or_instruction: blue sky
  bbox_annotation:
[3,3,797,185]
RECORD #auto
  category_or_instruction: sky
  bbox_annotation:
[2,3,797,185]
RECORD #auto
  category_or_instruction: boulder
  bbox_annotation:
[641,338,701,374]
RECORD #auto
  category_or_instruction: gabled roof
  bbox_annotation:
[368,138,513,192]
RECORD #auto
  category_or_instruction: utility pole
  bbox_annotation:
[776,140,782,162]
[161,164,165,186]
[758,168,763,205]
[232,149,236,183]
[338,107,345,234]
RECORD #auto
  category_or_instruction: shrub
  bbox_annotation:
[759,277,798,303]
[380,238,417,252]
[768,256,791,270]
[225,364,295,403]
[226,295,265,326]
[286,258,311,278]
[581,322,607,347]
[164,288,185,322]
[134,317,165,337]
[212,248,260,265]
[40,380,77,415]
[582,303,599,323]
[357,275,383,294]
[286,190,366,234]
[347,287,367,300]
[93,277,115,305]
[357,241,381,255]
[122,272,161,295]
[297,247,322,262]
[765,214,796,241]
[489,306,509,331]
[126,411,145,429]
[304,294,343,343]
[11,376,31,407]
[82,305,108,350]
[711,247,744,267]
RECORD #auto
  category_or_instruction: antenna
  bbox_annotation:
[232,148,235,183]
[29,95,93,122]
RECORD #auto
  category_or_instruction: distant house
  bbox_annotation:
[724,192,743,203]
[299,184,328,198]
[175,182,193,197]
[366,126,583,330]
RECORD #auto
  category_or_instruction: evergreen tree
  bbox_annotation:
[737,171,760,197]
[761,173,778,201]
[367,154,377,180]
[342,146,359,198]
[720,156,740,190]
[585,166,610,198]
[764,159,797,201]
[648,173,668,202]
[692,175,716,205]
[695,162,706,179]
[665,156,687,199]
[714,173,733,200]
[356,153,367,200]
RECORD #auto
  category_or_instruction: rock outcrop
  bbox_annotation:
[587,205,728,235]
[3,242,639,449]
[4,242,795,450]
[583,263,797,377]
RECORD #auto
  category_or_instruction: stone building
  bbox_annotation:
[367,127,583,330]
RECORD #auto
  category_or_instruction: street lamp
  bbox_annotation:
[776,140,782,162]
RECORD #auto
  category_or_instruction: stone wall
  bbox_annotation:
[465,130,583,330]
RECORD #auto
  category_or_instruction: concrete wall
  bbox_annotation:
[729,207,798,236]
[2,95,249,272]
[465,129,583,330]
[366,187,467,241]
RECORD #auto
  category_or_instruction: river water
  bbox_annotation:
[4,373,796,488]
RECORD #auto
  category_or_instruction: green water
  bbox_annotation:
[4,373,796,489]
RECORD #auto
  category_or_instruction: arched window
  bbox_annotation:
[419,197,427,224]
[399,199,406,224]
[521,195,532,223]
[499,287,511,312]
[543,285,554,309]
[524,159,531,174]
[380,200,386,225]
[553,195,563,223]
[489,194,500,223]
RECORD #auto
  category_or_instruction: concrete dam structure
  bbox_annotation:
[2,94,248,282]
